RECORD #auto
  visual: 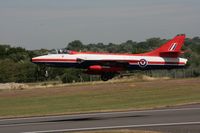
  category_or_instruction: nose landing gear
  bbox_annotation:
[36,65,49,81]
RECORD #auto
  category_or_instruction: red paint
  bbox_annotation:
[147,61,185,65]
[71,51,134,56]
[129,61,185,65]
[32,58,77,62]
[32,58,185,65]
[70,34,186,58]
[88,65,123,72]
[141,34,186,57]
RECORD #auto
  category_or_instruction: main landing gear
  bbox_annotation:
[100,73,115,81]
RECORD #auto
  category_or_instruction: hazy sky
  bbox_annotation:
[0,0,200,49]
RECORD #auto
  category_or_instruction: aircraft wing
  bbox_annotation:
[77,58,130,68]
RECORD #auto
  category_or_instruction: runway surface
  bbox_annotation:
[0,104,200,133]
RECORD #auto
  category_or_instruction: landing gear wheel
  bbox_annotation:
[101,73,115,81]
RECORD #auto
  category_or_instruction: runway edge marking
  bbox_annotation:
[23,121,200,133]
[1,107,200,122]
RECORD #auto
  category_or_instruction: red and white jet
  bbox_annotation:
[31,34,188,81]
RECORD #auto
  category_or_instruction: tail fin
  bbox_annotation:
[144,34,186,58]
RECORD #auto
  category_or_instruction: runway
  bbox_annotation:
[0,104,200,133]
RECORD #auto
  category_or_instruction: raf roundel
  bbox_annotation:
[138,59,148,68]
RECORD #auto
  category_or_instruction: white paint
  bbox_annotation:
[1,107,200,122]
[169,43,177,51]
[33,53,187,64]
[23,121,200,133]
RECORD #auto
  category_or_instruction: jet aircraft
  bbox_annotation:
[31,34,188,81]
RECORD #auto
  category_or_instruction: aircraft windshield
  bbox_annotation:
[48,49,70,54]
[48,49,58,54]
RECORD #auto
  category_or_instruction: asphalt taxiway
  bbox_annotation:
[0,104,200,133]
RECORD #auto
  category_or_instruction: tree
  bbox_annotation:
[67,40,84,51]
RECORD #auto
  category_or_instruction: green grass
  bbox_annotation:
[0,78,200,118]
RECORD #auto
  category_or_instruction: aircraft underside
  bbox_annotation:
[35,62,185,81]
[38,62,185,70]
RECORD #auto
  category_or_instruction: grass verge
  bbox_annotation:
[0,78,199,118]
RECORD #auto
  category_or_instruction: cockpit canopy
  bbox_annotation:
[48,49,77,54]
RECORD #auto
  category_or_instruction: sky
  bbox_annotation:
[0,0,200,50]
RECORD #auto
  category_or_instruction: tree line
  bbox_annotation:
[0,36,200,83]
